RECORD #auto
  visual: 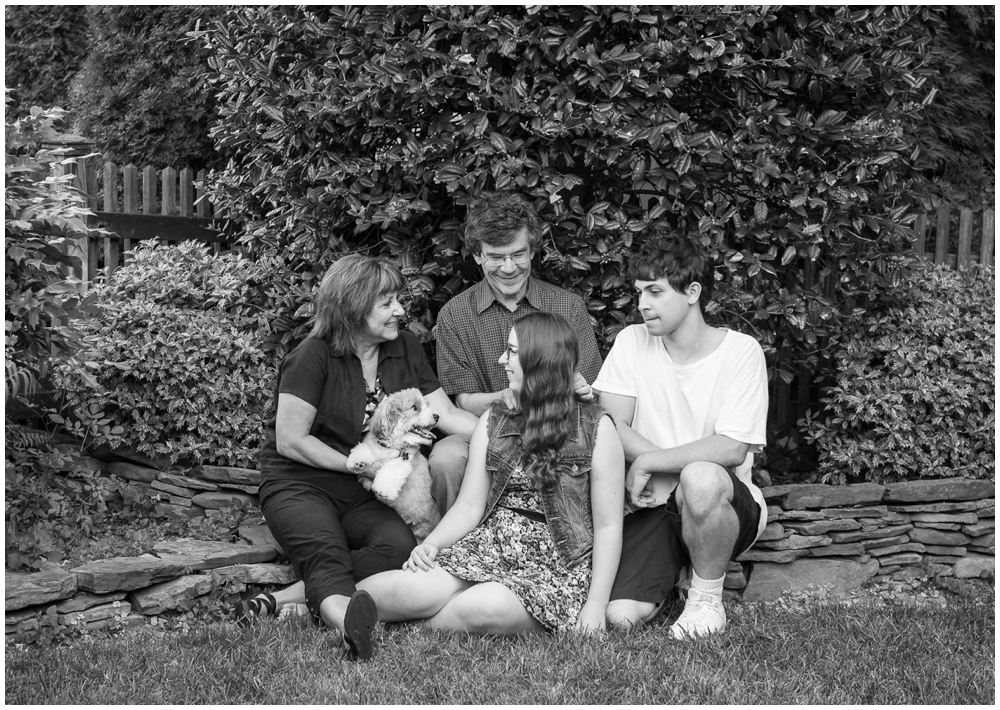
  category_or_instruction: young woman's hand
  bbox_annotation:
[403,543,439,572]
[576,601,607,633]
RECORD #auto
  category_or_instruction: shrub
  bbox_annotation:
[69,6,225,170]
[201,4,936,381]
[802,264,995,484]
[4,6,89,118]
[57,242,279,468]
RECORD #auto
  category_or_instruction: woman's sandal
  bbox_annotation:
[233,591,278,627]
[342,590,379,661]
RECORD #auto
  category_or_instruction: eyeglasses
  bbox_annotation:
[482,249,532,267]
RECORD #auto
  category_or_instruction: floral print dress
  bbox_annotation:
[433,464,592,632]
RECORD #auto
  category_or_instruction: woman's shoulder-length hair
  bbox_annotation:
[310,254,405,354]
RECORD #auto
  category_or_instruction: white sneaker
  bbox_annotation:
[669,588,727,640]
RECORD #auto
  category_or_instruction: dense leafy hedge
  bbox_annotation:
[57,243,279,468]
[4,6,88,117]
[69,6,225,170]
[803,265,994,484]
[201,5,935,389]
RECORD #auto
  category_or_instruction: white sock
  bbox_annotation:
[690,571,725,601]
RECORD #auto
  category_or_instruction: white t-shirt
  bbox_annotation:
[594,325,769,539]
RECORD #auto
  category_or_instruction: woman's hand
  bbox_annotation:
[403,543,439,572]
[576,601,607,633]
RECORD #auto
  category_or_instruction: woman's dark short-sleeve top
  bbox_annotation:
[260,332,439,483]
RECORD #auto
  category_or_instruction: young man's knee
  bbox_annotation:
[677,461,732,513]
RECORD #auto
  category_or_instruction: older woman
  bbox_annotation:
[243,255,478,659]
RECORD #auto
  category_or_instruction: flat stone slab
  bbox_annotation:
[909,511,978,525]
[195,465,260,486]
[742,557,879,601]
[912,521,962,531]
[756,522,786,542]
[763,483,886,510]
[953,554,995,579]
[238,518,283,555]
[210,563,298,585]
[807,542,866,557]
[888,499,994,514]
[5,569,78,611]
[783,518,861,535]
[129,575,215,614]
[106,461,160,484]
[756,534,832,551]
[819,506,888,519]
[55,591,128,614]
[970,533,995,548]
[882,478,994,503]
[736,549,807,563]
[828,523,913,544]
[923,545,967,557]
[877,552,922,567]
[157,471,219,491]
[151,480,196,497]
[908,528,972,546]
[153,538,277,570]
[963,520,995,536]
[862,534,910,550]
[73,555,187,594]
[191,491,258,510]
[868,542,926,558]
[59,600,132,626]
[773,509,825,522]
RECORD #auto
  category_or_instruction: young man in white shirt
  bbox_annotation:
[594,235,769,639]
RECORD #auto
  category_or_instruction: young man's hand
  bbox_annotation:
[625,454,658,508]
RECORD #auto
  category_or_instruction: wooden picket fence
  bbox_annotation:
[62,156,235,282]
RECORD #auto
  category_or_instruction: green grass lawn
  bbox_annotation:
[5,590,993,705]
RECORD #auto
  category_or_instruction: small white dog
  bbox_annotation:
[346,388,442,540]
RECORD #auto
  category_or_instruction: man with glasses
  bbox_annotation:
[428,191,603,516]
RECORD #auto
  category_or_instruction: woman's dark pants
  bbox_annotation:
[260,472,416,618]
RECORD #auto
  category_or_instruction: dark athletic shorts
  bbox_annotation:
[609,470,762,603]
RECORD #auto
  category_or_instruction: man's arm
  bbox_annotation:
[600,391,750,507]
[455,389,515,417]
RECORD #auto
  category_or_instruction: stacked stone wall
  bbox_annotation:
[5,443,995,641]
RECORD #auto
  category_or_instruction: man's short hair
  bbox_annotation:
[463,192,542,256]
[628,233,715,308]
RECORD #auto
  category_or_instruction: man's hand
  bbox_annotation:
[625,453,658,508]
[500,387,518,410]
[573,372,594,402]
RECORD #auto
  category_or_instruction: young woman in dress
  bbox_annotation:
[358,312,625,634]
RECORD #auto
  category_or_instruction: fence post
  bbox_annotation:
[934,206,950,265]
[103,161,121,278]
[912,213,927,255]
[143,165,157,216]
[76,156,100,283]
[180,167,194,217]
[123,164,139,255]
[981,209,994,267]
[957,208,973,270]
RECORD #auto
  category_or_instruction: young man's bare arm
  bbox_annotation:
[600,391,750,507]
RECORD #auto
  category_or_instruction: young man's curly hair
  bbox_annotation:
[627,233,715,310]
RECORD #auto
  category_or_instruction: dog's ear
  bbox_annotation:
[369,398,393,441]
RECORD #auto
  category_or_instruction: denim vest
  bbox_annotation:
[481,401,608,569]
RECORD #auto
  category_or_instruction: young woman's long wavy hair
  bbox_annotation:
[513,312,580,490]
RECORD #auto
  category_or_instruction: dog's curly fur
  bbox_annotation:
[346,388,442,540]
